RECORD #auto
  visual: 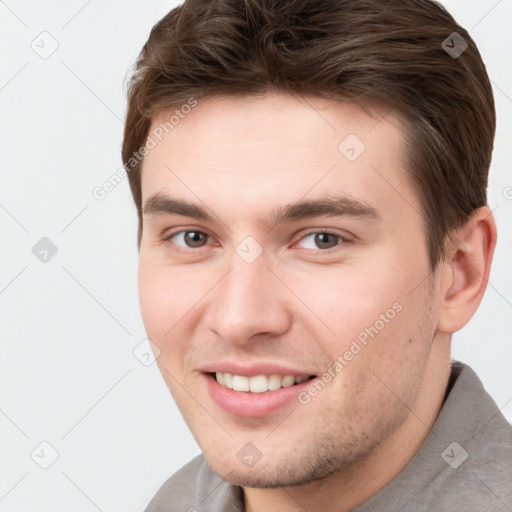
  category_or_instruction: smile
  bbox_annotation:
[214,372,313,393]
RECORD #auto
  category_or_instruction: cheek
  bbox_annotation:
[138,262,198,387]
[138,258,194,343]
[283,262,405,347]
[138,262,168,335]
[285,251,433,390]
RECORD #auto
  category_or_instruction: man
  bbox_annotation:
[122,0,512,510]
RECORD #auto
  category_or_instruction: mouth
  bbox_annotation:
[203,370,318,417]
[209,372,316,393]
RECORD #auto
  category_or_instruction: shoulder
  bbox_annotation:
[432,366,512,510]
[357,363,512,512]
[143,454,243,512]
[143,455,209,512]
[417,363,512,510]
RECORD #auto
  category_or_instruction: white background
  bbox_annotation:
[0,1,510,510]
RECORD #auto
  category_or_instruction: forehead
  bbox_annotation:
[140,92,417,221]
[146,93,404,154]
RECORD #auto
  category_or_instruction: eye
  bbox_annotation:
[296,232,346,250]
[166,230,210,248]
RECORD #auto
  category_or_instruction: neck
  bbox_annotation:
[244,338,452,512]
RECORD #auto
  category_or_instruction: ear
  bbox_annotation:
[436,206,497,333]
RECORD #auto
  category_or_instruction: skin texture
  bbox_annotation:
[138,92,496,511]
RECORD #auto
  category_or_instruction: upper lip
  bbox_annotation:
[200,361,315,377]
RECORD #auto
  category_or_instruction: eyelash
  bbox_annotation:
[162,229,350,252]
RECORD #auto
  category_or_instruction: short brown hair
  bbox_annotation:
[122,0,495,268]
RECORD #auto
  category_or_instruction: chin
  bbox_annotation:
[220,468,301,489]
[205,451,342,489]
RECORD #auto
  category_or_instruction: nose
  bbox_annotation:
[204,254,293,345]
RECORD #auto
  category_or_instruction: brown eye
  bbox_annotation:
[183,231,207,247]
[314,233,339,249]
[168,230,209,248]
[296,232,345,250]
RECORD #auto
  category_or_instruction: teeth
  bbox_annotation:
[232,375,249,392]
[215,372,310,393]
[268,374,282,391]
[249,375,268,393]
[223,373,233,389]
[281,375,295,387]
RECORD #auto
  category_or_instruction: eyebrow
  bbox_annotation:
[142,192,381,227]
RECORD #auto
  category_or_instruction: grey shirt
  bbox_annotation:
[144,363,512,511]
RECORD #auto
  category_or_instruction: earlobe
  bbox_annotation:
[436,207,497,333]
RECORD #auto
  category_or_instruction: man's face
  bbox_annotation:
[138,93,443,486]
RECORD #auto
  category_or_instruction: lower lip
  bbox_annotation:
[204,373,313,418]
